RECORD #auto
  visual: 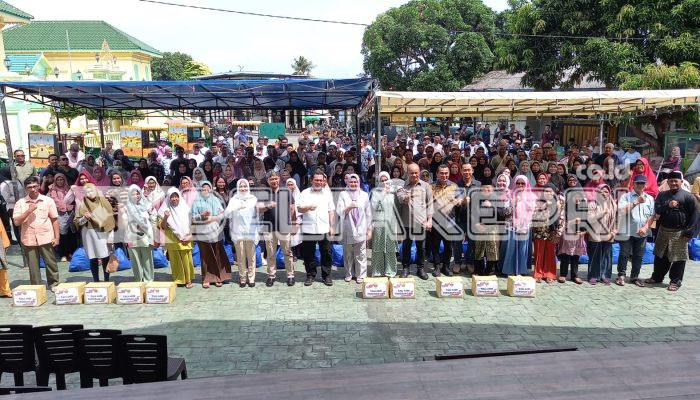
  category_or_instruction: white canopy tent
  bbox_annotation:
[368,89,700,119]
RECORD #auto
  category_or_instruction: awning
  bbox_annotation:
[371,89,700,119]
[0,78,375,110]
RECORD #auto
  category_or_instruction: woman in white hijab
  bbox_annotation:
[124,184,157,282]
[225,179,259,287]
[336,174,372,283]
[158,187,195,288]
[369,171,400,277]
[286,178,302,250]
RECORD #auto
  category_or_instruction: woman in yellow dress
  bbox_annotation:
[158,187,195,288]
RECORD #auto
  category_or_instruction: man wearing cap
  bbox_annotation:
[644,171,699,291]
[615,174,655,286]
[100,140,115,165]
[197,137,210,155]
[65,143,85,169]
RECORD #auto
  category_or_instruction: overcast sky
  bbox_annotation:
[17,0,509,78]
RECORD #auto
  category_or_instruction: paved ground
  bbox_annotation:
[3,245,700,388]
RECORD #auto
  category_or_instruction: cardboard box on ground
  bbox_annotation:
[12,285,46,307]
[507,276,536,297]
[117,282,145,304]
[54,282,86,305]
[389,277,416,299]
[145,282,177,304]
[85,282,116,304]
[436,276,465,298]
[362,277,389,299]
[471,275,499,297]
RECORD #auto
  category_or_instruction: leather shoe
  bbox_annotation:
[323,277,333,286]
[431,267,441,277]
[304,277,313,286]
[443,267,453,277]
[287,277,295,286]
[239,282,246,288]
[416,268,428,280]
[399,268,409,278]
[248,282,255,288]
[266,277,275,287]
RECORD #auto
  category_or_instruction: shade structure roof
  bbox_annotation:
[0,78,375,111]
[371,89,700,119]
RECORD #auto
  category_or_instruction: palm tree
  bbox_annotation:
[291,56,315,76]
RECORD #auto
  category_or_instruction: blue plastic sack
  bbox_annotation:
[225,243,234,264]
[276,246,285,269]
[332,244,344,267]
[256,242,262,267]
[642,242,655,264]
[115,247,131,271]
[39,256,45,269]
[153,248,169,269]
[579,254,589,264]
[397,242,417,264]
[192,243,201,267]
[612,243,620,264]
[68,247,91,272]
[690,238,700,261]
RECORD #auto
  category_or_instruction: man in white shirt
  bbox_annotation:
[187,143,205,166]
[297,171,335,286]
[620,144,641,166]
[65,143,85,169]
[616,174,655,286]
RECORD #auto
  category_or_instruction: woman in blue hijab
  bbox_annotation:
[191,180,232,288]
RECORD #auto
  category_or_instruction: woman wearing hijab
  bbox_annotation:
[494,173,513,274]
[429,152,444,178]
[144,176,166,211]
[79,155,97,175]
[628,157,659,197]
[192,167,207,186]
[65,170,98,205]
[179,176,197,206]
[501,175,537,276]
[253,158,266,185]
[158,188,195,288]
[49,173,78,261]
[586,184,618,285]
[448,162,462,183]
[0,217,10,297]
[75,183,116,282]
[202,159,215,182]
[123,185,157,282]
[288,151,308,188]
[128,169,145,188]
[331,163,345,188]
[225,179,259,287]
[662,146,682,172]
[530,160,543,179]
[337,174,372,284]
[518,160,536,187]
[558,174,587,284]
[92,165,110,187]
[192,181,232,288]
[532,183,564,283]
[547,162,565,193]
[222,164,237,191]
[136,158,150,181]
[369,171,399,277]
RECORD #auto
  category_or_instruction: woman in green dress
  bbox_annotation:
[370,171,400,277]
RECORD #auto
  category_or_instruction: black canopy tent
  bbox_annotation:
[0,77,376,181]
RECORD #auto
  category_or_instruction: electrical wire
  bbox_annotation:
[137,0,666,42]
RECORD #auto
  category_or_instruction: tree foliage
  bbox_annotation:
[151,52,211,80]
[49,104,143,129]
[361,0,496,91]
[496,0,700,90]
[291,56,315,76]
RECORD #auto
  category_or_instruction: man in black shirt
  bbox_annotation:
[257,170,296,287]
[454,163,481,275]
[645,172,699,291]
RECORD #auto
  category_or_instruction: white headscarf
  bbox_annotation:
[126,184,152,231]
[233,178,256,200]
[286,178,300,201]
[158,187,191,240]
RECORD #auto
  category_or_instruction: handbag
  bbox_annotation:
[105,252,119,273]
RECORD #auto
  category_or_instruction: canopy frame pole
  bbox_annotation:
[98,110,105,149]
[598,118,604,154]
[1,87,20,202]
[55,106,63,154]
[374,96,382,173]
[354,108,361,172]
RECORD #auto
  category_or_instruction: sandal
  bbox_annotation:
[214,282,222,288]
[202,283,210,289]
[185,283,193,289]
[557,277,566,283]
[536,278,542,283]
[545,278,553,283]
[644,278,660,284]
[615,277,625,286]
[633,279,645,288]
[667,283,680,292]
[573,277,583,285]
[589,278,597,285]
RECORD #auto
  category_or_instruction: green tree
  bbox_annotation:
[361,0,496,91]
[291,56,315,76]
[151,52,211,80]
[496,0,700,151]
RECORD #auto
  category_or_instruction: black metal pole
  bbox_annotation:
[98,110,105,148]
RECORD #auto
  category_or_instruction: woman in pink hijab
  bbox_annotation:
[501,174,537,276]
[628,157,659,197]
[128,169,145,188]
[92,165,111,187]
[179,176,197,206]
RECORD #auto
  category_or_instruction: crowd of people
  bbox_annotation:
[0,121,698,298]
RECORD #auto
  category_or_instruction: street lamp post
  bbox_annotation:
[53,66,59,79]
[76,70,82,80]
[3,56,10,72]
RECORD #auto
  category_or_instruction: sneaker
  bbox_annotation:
[344,276,352,282]
[266,277,275,287]
[287,277,295,286]
[261,259,268,266]
[356,278,364,284]
[323,277,333,286]
[304,277,313,286]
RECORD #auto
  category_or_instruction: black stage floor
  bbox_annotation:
[11,342,700,399]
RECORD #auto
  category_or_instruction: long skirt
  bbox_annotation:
[533,239,557,280]
[169,249,195,285]
[128,246,155,282]
[502,230,530,276]
[587,240,612,281]
[369,226,397,277]
[197,241,232,284]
